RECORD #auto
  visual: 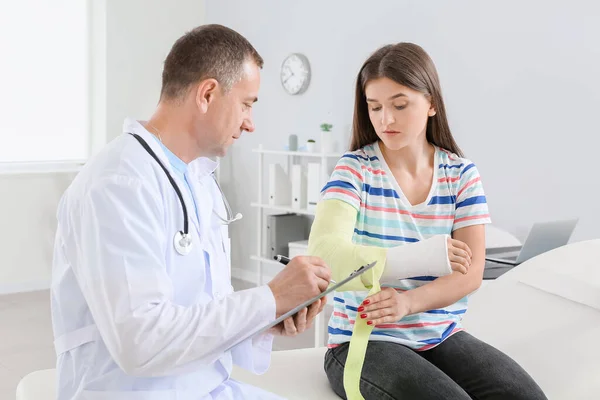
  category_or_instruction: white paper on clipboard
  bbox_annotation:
[225,260,377,352]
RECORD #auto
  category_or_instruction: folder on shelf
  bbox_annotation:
[263,214,309,258]
[268,163,291,206]
[290,164,307,209]
[306,162,322,212]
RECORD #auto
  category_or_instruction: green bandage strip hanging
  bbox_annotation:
[308,200,386,400]
[342,271,381,399]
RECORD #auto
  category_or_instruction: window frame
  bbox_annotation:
[0,0,106,175]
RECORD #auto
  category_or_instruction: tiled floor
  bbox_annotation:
[0,279,332,399]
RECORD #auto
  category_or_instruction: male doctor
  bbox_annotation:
[51,24,331,400]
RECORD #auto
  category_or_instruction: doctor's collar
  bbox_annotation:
[124,118,219,178]
[189,157,219,179]
[150,135,188,176]
[124,118,172,170]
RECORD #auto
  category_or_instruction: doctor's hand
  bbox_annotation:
[268,297,327,337]
[267,255,331,317]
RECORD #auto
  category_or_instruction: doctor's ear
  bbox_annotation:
[195,78,220,113]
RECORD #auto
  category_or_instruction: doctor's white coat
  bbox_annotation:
[51,118,284,400]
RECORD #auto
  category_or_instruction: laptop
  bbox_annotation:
[484,219,578,279]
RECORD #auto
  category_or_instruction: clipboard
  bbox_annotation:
[225,260,377,352]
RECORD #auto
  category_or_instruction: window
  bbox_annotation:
[0,0,89,165]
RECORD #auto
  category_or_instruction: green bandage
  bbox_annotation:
[308,200,385,399]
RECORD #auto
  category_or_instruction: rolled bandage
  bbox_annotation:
[381,234,452,284]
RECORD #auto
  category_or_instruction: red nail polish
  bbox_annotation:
[367,321,373,325]
[360,313,367,319]
[357,306,364,312]
[363,300,370,305]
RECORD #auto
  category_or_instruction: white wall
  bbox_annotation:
[205,0,600,280]
[0,0,205,294]
[0,174,77,294]
[105,0,205,142]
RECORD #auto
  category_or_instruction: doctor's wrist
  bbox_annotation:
[262,284,279,319]
[266,283,284,317]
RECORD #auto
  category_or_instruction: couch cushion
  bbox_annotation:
[232,347,338,400]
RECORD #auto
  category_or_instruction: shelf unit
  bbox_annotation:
[250,202,315,216]
[252,144,342,348]
[249,254,282,266]
[251,148,342,158]
[251,144,342,285]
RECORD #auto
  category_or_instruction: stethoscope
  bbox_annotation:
[129,133,242,256]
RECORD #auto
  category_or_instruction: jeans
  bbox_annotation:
[324,331,547,400]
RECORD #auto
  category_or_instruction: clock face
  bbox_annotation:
[280,53,311,95]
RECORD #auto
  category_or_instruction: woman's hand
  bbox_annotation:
[358,287,410,326]
[268,297,327,336]
[448,237,472,274]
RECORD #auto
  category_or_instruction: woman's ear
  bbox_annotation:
[195,78,219,113]
[428,105,437,117]
[425,95,436,117]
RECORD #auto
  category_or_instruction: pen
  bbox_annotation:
[274,255,291,265]
[274,255,336,284]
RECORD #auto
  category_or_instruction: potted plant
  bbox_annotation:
[306,139,316,152]
[320,123,333,153]
[320,123,333,132]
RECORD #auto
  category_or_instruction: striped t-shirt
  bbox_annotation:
[321,142,491,351]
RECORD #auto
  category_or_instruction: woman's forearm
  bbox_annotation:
[402,224,486,314]
[402,269,482,315]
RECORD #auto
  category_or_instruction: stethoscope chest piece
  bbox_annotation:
[174,231,193,256]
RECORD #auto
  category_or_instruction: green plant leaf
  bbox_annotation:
[320,123,333,132]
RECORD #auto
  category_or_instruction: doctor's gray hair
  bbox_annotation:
[160,24,263,101]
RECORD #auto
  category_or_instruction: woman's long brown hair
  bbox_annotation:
[350,43,463,157]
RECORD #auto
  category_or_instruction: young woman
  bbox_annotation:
[307,43,546,400]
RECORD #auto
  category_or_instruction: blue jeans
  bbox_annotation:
[324,331,547,400]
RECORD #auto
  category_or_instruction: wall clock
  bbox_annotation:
[280,53,311,95]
